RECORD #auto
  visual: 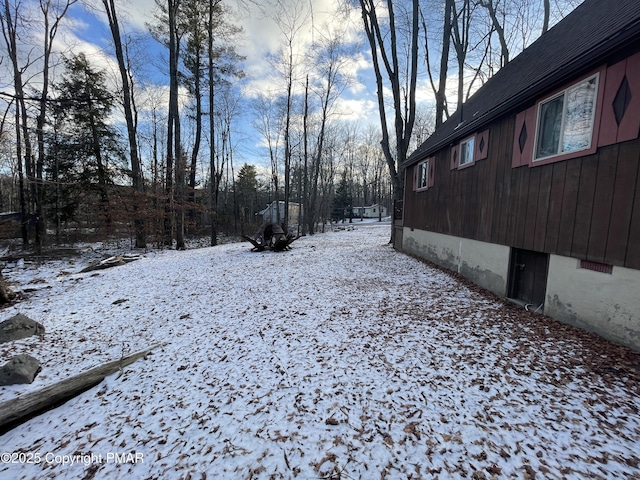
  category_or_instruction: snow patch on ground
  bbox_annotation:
[1,224,639,479]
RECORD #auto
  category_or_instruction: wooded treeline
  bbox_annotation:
[1,0,249,250]
[0,0,580,251]
[356,0,581,228]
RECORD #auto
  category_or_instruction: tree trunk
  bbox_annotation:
[542,0,550,34]
[435,0,453,127]
[480,0,509,66]
[13,100,28,247]
[103,0,146,248]
[0,343,162,432]
[358,0,418,202]
[34,0,76,252]
[283,56,292,232]
[175,149,186,250]
[165,0,181,247]
[208,0,217,246]
[35,5,50,254]
[308,89,330,235]
[451,0,471,113]
[87,94,111,229]
[302,75,309,236]
[188,78,202,232]
[2,0,32,248]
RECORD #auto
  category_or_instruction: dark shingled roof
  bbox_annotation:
[407,0,640,166]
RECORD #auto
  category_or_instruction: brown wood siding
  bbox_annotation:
[571,154,599,260]
[625,150,640,269]
[543,162,567,253]
[606,142,640,265]
[493,116,515,246]
[587,144,618,262]
[556,160,582,257]
[404,114,640,270]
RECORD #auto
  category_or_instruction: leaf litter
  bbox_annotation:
[1,223,639,479]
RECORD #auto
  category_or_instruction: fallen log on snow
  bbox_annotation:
[0,343,163,434]
[80,254,142,273]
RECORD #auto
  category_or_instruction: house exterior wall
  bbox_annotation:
[404,123,640,270]
[546,255,640,350]
[402,50,640,350]
[402,228,510,297]
[402,230,640,350]
[354,205,388,218]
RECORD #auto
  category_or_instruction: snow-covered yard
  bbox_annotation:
[1,224,639,479]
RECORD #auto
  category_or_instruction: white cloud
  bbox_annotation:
[0,0,384,167]
[238,0,366,96]
[333,97,378,123]
[343,52,372,95]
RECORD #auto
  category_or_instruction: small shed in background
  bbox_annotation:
[257,201,302,225]
[352,204,387,219]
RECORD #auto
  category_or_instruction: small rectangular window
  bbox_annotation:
[460,137,475,166]
[416,159,429,190]
[534,74,599,161]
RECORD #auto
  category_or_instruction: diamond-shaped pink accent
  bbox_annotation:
[613,75,632,126]
[518,124,528,154]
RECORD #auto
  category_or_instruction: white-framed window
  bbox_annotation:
[460,136,475,166]
[416,159,429,189]
[534,73,599,161]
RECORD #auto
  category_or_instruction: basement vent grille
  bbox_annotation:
[580,260,613,274]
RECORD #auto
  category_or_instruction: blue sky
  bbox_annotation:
[1,0,580,178]
[53,0,383,172]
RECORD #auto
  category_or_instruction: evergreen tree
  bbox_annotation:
[46,53,124,231]
[331,171,352,222]
[235,163,259,227]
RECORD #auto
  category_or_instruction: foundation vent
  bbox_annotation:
[580,260,613,274]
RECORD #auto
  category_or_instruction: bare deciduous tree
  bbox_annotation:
[357,0,419,213]
[272,0,308,231]
[423,0,454,127]
[306,25,351,234]
[101,0,146,248]
[479,0,509,66]
[1,0,33,247]
[251,91,283,218]
[32,0,78,251]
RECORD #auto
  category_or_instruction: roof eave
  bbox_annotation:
[404,19,640,168]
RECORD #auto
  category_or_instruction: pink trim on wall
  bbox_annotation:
[415,159,432,192]
[450,144,460,170]
[475,129,490,161]
[618,51,640,143]
[530,66,607,168]
[428,157,436,187]
[512,110,526,167]
[598,59,627,147]
[456,135,477,170]
[512,105,536,167]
